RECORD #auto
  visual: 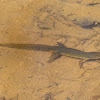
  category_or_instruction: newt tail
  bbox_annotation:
[0,42,100,67]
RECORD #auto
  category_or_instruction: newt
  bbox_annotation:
[0,42,100,68]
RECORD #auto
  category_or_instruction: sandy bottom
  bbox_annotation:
[0,0,100,100]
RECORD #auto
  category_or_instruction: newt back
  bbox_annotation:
[0,43,100,65]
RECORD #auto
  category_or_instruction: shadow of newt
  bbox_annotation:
[0,42,100,68]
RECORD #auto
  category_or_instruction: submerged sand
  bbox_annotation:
[0,0,100,100]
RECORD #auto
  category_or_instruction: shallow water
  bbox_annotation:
[0,0,100,100]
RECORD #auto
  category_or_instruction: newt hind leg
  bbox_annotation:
[79,59,100,69]
[79,59,87,69]
[47,52,62,63]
